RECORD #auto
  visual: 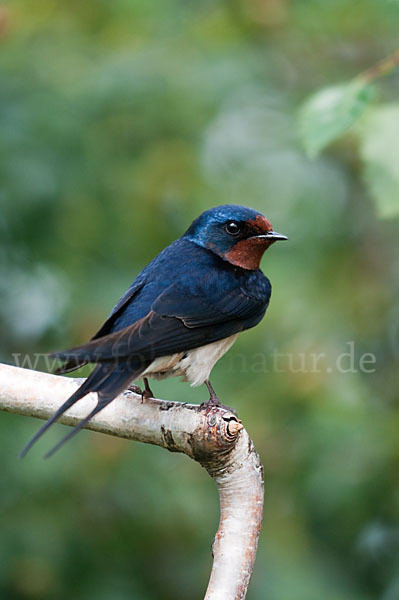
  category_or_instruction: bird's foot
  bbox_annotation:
[141,377,154,401]
[200,379,237,416]
[200,397,238,416]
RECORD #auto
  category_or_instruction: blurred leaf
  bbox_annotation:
[299,77,375,158]
[357,104,399,219]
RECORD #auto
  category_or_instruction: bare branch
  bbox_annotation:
[0,363,264,600]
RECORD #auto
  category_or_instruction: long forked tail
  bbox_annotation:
[43,391,115,459]
[19,361,146,458]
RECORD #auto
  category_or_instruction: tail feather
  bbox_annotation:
[44,394,113,459]
[19,364,112,458]
[53,358,89,375]
[20,361,146,458]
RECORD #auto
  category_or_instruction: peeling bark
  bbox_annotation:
[0,363,264,600]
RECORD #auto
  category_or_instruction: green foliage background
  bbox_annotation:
[0,1,398,599]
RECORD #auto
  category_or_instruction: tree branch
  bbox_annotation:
[0,363,264,600]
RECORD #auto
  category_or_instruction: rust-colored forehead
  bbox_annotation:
[247,214,273,232]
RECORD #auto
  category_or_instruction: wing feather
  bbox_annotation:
[53,283,267,364]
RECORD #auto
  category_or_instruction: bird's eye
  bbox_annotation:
[225,221,241,236]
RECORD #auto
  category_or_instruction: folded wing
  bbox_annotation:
[53,278,269,365]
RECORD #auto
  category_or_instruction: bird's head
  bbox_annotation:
[184,204,287,270]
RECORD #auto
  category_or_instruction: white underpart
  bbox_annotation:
[142,334,238,387]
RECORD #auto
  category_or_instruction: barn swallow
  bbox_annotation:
[20,204,287,457]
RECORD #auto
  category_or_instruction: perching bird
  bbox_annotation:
[21,204,287,458]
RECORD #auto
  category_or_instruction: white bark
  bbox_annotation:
[0,362,264,600]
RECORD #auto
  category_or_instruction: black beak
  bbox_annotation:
[257,231,288,241]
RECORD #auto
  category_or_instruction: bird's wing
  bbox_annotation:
[53,279,146,374]
[151,280,264,326]
[91,279,146,339]
[53,278,268,364]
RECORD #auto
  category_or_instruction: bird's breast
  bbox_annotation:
[142,334,238,386]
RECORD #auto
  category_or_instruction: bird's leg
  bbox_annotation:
[204,379,220,405]
[201,379,238,416]
[142,377,154,400]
